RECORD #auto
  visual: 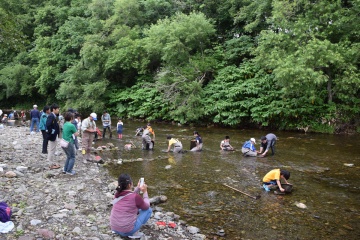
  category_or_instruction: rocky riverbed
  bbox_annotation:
[0,125,206,240]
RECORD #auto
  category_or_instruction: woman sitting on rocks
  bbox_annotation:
[110,173,152,239]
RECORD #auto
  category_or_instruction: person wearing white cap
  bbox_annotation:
[30,104,41,133]
[220,136,234,151]
[81,112,97,162]
[241,138,258,157]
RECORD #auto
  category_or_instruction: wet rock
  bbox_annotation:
[295,202,307,209]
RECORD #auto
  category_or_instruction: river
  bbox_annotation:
[26,116,360,239]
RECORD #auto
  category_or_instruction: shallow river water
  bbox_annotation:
[97,120,359,239]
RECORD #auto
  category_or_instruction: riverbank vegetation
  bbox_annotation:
[0,0,359,133]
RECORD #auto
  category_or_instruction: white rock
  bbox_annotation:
[72,227,82,234]
[53,213,67,218]
[16,166,28,172]
[165,165,172,170]
[108,181,118,191]
[193,234,207,240]
[187,226,200,234]
[295,202,307,209]
[153,212,163,220]
[13,170,24,177]
[30,219,42,225]
[0,164,7,169]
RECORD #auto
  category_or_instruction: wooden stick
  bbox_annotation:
[130,141,137,148]
[223,183,261,200]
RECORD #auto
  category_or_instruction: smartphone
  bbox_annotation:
[140,178,144,187]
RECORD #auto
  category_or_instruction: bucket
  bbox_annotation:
[190,140,197,150]
[7,120,15,126]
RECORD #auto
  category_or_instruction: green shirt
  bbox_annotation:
[62,122,77,143]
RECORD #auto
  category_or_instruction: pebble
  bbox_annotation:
[295,202,307,209]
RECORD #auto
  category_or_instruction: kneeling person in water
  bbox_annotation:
[241,138,258,156]
[262,169,291,192]
[220,136,234,151]
[165,136,183,153]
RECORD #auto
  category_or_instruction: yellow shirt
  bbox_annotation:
[263,169,280,182]
[168,138,179,147]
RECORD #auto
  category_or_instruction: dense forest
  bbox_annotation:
[0,0,359,133]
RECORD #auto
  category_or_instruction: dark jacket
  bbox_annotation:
[46,112,59,141]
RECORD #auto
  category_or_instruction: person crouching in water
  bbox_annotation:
[262,169,291,192]
[191,131,203,152]
[142,124,155,150]
[241,138,258,156]
[220,136,234,151]
[165,136,183,153]
[110,173,152,238]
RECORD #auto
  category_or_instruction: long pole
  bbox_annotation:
[223,183,261,200]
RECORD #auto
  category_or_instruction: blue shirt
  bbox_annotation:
[242,141,256,151]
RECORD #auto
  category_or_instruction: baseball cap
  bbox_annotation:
[250,138,256,144]
[33,105,38,108]
[90,113,97,120]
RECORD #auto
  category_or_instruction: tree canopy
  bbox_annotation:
[0,0,359,133]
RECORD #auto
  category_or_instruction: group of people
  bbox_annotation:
[109,133,290,239]
[0,109,26,124]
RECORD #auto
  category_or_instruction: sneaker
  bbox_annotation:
[263,184,270,192]
[66,170,76,175]
[128,231,144,239]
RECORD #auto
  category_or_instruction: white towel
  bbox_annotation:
[0,221,14,233]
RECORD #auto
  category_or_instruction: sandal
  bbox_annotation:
[49,163,61,169]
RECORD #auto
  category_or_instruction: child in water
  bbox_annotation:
[117,118,123,139]
[262,169,291,192]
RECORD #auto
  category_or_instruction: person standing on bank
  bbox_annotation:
[30,104,41,133]
[110,173,152,238]
[81,113,97,163]
[46,104,60,163]
[259,133,277,156]
[241,138,258,157]
[165,136,183,153]
[61,112,79,175]
[101,110,112,138]
[191,131,203,152]
[39,106,51,154]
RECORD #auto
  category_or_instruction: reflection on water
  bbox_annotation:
[99,120,360,239]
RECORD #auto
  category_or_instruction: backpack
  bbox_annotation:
[0,202,12,223]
